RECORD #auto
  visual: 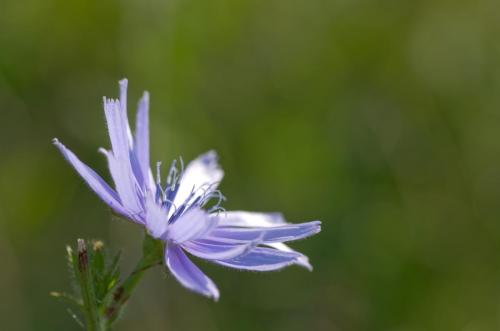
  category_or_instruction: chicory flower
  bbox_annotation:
[54,79,321,300]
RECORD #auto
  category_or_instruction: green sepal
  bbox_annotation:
[54,234,163,331]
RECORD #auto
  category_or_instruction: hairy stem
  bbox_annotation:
[103,234,163,329]
[76,239,100,331]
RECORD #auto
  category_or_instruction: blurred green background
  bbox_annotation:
[1,0,500,330]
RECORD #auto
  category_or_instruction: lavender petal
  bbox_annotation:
[173,150,224,208]
[208,221,321,244]
[266,242,313,271]
[168,207,217,243]
[118,78,134,146]
[216,211,287,227]
[102,88,144,215]
[165,244,219,300]
[103,97,131,160]
[99,148,143,218]
[134,91,152,190]
[182,238,259,260]
[213,211,318,270]
[145,193,169,238]
[52,138,130,219]
[214,247,303,271]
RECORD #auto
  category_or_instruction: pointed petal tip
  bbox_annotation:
[119,78,128,87]
[165,245,220,300]
[209,285,220,302]
[300,258,314,271]
[197,281,219,301]
[52,138,67,152]
[97,147,108,156]
[295,254,313,271]
[138,92,150,110]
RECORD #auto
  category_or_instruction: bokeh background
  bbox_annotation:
[1,0,500,330]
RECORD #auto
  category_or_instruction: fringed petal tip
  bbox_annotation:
[102,97,119,109]
[310,220,322,235]
[208,220,321,245]
[119,78,128,88]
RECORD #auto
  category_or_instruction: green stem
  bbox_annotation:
[103,234,163,329]
[76,239,100,331]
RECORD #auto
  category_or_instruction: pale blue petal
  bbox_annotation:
[172,151,224,211]
[134,91,153,190]
[129,149,146,191]
[145,193,168,238]
[168,208,217,243]
[103,97,130,160]
[102,92,143,214]
[52,138,131,219]
[118,78,134,146]
[165,244,219,300]
[266,242,313,271]
[208,221,321,244]
[216,211,286,227]
[212,211,319,270]
[99,148,143,218]
[182,238,258,260]
[215,247,302,271]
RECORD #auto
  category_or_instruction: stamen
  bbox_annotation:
[166,159,178,187]
[179,156,185,174]
[155,162,166,203]
[162,199,177,214]
[156,161,162,185]
[209,205,226,215]
[97,147,109,156]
